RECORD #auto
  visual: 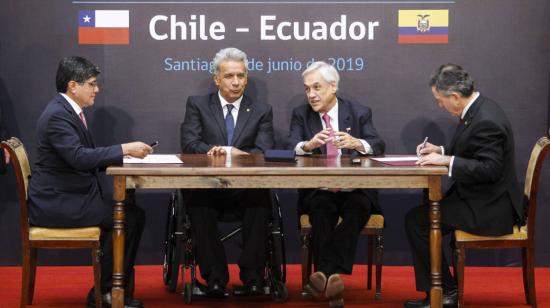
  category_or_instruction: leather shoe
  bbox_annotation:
[404,289,457,308]
[303,271,327,298]
[206,280,228,298]
[86,288,144,308]
[233,281,264,296]
[325,274,344,308]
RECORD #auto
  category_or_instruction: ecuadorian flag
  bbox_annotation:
[398,10,448,44]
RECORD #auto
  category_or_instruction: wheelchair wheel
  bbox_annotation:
[183,282,193,304]
[269,193,287,283]
[271,280,288,303]
[162,193,181,292]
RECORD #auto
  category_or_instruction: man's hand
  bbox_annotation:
[334,131,363,151]
[207,146,250,156]
[122,142,153,159]
[416,152,451,166]
[207,146,227,156]
[302,129,333,152]
[416,142,441,157]
[3,149,10,164]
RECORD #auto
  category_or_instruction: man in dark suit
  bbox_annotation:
[288,61,385,307]
[404,64,523,308]
[27,56,152,308]
[180,47,274,297]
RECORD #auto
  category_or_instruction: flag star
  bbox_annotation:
[83,15,91,23]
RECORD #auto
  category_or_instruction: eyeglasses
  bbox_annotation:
[79,81,98,88]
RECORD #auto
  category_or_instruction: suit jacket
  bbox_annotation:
[28,94,122,227]
[180,93,274,153]
[288,97,386,215]
[444,94,523,236]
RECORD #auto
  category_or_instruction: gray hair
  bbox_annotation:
[429,64,475,97]
[212,47,248,75]
[302,61,340,90]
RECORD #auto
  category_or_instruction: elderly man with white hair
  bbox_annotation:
[288,61,385,307]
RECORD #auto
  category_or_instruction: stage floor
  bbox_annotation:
[1,265,549,307]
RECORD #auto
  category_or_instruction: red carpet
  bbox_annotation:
[1,265,549,307]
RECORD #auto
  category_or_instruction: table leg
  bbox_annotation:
[428,177,443,308]
[112,176,126,308]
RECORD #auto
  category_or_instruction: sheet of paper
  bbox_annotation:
[123,154,183,164]
[370,156,419,166]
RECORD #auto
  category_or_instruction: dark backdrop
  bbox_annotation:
[1,0,549,268]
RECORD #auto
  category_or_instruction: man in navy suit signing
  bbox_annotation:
[288,61,385,307]
[180,47,274,297]
[27,56,152,308]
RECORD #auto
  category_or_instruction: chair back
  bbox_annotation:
[1,137,32,242]
[523,136,550,240]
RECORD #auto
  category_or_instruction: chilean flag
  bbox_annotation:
[78,10,129,45]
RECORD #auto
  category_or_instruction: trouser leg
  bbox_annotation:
[99,191,146,294]
[189,190,229,284]
[238,189,272,284]
[323,191,370,275]
[404,204,455,292]
[308,191,340,276]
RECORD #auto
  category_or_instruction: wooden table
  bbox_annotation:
[107,154,448,308]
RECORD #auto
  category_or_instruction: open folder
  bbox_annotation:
[123,154,183,164]
[370,156,419,166]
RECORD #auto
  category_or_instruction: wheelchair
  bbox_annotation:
[162,189,288,304]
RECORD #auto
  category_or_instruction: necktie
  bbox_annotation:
[322,113,338,156]
[225,104,235,146]
[79,112,88,129]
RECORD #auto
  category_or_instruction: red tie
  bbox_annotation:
[79,112,88,129]
[322,113,338,156]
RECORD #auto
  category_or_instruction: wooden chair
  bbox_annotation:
[1,137,102,308]
[453,136,550,308]
[300,213,384,299]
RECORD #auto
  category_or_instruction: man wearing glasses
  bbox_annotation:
[27,56,152,307]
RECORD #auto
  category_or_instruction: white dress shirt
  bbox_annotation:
[295,99,372,155]
[219,92,243,153]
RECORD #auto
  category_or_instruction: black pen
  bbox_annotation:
[150,141,159,148]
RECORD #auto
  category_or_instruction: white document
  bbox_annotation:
[123,154,183,164]
[370,156,419,162]
[370,156,419,166]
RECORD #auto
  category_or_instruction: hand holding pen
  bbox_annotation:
[417,137,428,158]
[416,137,443,157]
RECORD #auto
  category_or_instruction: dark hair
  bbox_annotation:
[55,56,100,93]
[429,63,474,97]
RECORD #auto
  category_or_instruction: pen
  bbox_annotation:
[150,141,159,148]
[418,137,428,157]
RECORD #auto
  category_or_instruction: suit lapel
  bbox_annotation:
[337,99,353,155]
[307,106,325,154]
[232,97,252,146]
[449,96,483,154]
[57,95,94,147]
[208,94,228,142]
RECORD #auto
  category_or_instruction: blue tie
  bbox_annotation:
[225,104,235,146]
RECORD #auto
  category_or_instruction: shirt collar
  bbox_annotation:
[461,91,480,119]
[60,93,83,115]
[218,91,243,111]
[320,98,339,121]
